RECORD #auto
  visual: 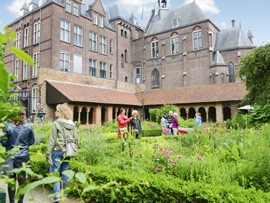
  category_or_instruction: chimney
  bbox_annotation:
[231,19,235,28]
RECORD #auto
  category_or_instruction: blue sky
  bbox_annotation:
[0,0,269,45]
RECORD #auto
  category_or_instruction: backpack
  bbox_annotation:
[55,122,78,157]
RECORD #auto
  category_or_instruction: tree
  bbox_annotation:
[239,44,270,105]
[149,104,178,123]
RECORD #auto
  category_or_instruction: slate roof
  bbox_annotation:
[46,80,141,106]
[136,83,247,106]
[146,2,207,36]
[214,28,255,51]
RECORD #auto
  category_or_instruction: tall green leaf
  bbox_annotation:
[9,46,34,66]
[0,63,9,93]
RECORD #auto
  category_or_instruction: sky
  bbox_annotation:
[0,0,269,46]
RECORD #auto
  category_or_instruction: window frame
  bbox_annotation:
[109,64,113,79]
[15,31,21,48]
[31,87,38,113]
[109,39,113,55]
[99,36,107,55]
[24,27,29,48]
[22,61,28,80]
[60,20,70,43]
[15,59,20,82]
[60,51,70,72]
[73,2,79,16]
[171,34,180,55]
[151,40,159,59]
[65,0,71,13]
[193,30,203,50]
[93,12,98,25]
[99,62,106,79]
[89,59,97,77]
[73,25,83,47]
[33,21,40,44]
[32,52,39,78]
[89,31,97,52]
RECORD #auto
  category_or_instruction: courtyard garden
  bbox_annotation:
[27,119,270,202]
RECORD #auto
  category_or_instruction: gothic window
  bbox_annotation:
[171,33,179,54]
[193,28,202,50]
[151,38,159,59]
[151,69,160,88]
[228,62,235,83]
[125,49,128,63]
[220,73,225,84]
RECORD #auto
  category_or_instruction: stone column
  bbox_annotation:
[216,103,223,123]
[115,108,118,120]
[86,107,91,125]
[95,106,102,125]
[78,106,82,123]
[108,106,113,122]
[206,107,209,123]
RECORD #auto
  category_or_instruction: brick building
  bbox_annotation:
[4,0,255,123]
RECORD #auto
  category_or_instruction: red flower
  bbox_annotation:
[155,167,162,172]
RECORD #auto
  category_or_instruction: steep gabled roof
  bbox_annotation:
[146,2,207,36]
[214,28,255,51]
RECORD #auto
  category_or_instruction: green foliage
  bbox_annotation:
[149,104,178,122]
[239,44,270,105]
[249,104,270,126]
[224,113,251,129]
[142,128,161,137]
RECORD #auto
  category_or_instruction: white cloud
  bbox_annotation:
[7,0,31,17]
[184,0,220,14]
[220,21,228,29]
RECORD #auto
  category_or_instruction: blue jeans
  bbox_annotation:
[50,150,70,198]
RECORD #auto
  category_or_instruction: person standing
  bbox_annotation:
[161,114,167,135]
[172,112,179,135]
[166,111,174,135]
[1,110,35,203]
[46,104,78,203]
[130,110,142,139]
[117,108,132,151]
[37,105,44,123]
[196,112,202,126]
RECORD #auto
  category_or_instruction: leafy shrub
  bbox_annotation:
[149,104,178,122]
[142,128,161,137]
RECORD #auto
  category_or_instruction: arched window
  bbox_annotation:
[151,37,159,59]
[125,76,128,82]
[125,49,128,63]
[121,29,123,37]
[151,68,160,88]
[220,73,225,84]
[228,62,235,83]
[124,31,127,38]
[170,33,179,55]
[193,26,202,50]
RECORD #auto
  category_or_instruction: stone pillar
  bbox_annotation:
[95,106,102,125]
[216,103,223,123]
[186,109,189,119]
[78,106,82,123]
[115,108,118,120]
[86,107,91,125]
[206,107,209,123]
[108,106,113,122]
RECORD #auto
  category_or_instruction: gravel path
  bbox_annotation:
[0,181,80,203]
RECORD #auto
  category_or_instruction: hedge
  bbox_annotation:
[30,154,270,203]
[142,128,161,137]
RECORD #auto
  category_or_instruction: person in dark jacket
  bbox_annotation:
[1,110,35,203]
[166,111,174,135]
[131,110,142,139]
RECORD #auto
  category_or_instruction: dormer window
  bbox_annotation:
[65,0,71,13]
[73,2,79,16]
[172,19,178,28]
[99,16,104,28]
[93,12,98,25]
